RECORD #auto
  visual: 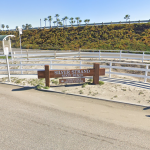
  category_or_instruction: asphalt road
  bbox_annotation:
[0,83,150,150]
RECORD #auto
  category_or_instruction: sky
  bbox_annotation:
[0,0,150,30]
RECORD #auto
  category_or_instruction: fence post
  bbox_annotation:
[144,65,148,83]
[20,61,23,74]
[45,65,50,87]
[142,52,144,63]
[93,63,100,84]
[99,50,101,60]
[109,62,112,78]
[80,60,82,69]
[54,51,56,59]
[120,50,122,60]
[50,60,52,69]
[79,48,81,60]
[27,49,29,60]
[13,52,15,60]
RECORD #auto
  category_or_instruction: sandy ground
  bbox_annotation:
[0,59,150,106]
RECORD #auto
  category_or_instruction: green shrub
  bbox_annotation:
[99,81,104,85]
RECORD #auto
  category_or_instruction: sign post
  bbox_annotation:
[4,47,11,82]
[38,63,105,87]
[18,27,22,57]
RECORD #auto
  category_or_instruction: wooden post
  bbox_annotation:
[45,65,50,87]
[93,63,100,84]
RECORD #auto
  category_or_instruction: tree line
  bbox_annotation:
[1,14,130,30]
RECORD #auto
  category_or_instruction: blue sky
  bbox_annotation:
[0,0,150,29]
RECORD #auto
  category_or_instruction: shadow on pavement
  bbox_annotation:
[12,87,35,91]
[143,107,150,110]
[145,115,150,118]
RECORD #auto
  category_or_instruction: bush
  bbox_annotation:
[99,81,104,85]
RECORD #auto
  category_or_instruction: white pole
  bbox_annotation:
[120,50,122,60]
[6,54,11,82]
[80,60,82,69]
[2,39,11,82]
[99,50,101,60]
[142,52,144,63]
[109,62,112,78]
[9,37,13,63]
[50,60,52,69]
[19,33,22,57]
[144,65,148,83]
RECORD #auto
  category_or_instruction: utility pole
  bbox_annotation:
[40,19,41,28]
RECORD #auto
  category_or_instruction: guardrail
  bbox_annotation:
[0,59,150,83]
[12,50,150,63]
[3,19,150,31]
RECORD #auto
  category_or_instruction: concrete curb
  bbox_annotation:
[1,81,149,107]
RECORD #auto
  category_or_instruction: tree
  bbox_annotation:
[87,19,90,25]
[64,16,68,26]
[124,14,130,22]
[58,21,63,26]
[79,20,82,26]
[70,17,75,27]
[22,24,32,30]
[1,24,5,30]
[22,25,25,29]
[16,26,19,31]
[28,24,32,29]
[55,14,60,26]
[84,19,88,26]
[56,18,60,27]
[6,25,9,30]
[75,17,80,25]
[62,18,65,27]
[44,18,48,27]
[53,21,57,26]
[48,16,53,28]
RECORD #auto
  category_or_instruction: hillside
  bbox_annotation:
[0,23,150,51]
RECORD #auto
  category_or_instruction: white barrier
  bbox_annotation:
[0,59,150,83]
[12,50,150,62]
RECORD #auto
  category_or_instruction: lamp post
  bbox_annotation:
[18,27,22,57]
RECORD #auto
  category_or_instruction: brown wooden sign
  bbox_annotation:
[59,78,85,84]
[38,63,105,87]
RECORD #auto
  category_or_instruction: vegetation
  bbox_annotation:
[0,23,150,51]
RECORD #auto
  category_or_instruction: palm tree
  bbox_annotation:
[44,18,48,27]
[64,16,68,26]
[6,25,9,30]
[55,14,60,26]
[79,20,82,26]
[62,18,66,27]
[48,16,53,28]
[28,24,32,29]
[87,19,90,25]
[69,17,74,27]
[16,26,19,31]
[53,21,57,26]
[75,17,80,25]
[56,18,60,27]
[22,24,25,29]
[58,21,63,27]
[1,24,5,31]
[84,19,88,26]
[124,14,130,22]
